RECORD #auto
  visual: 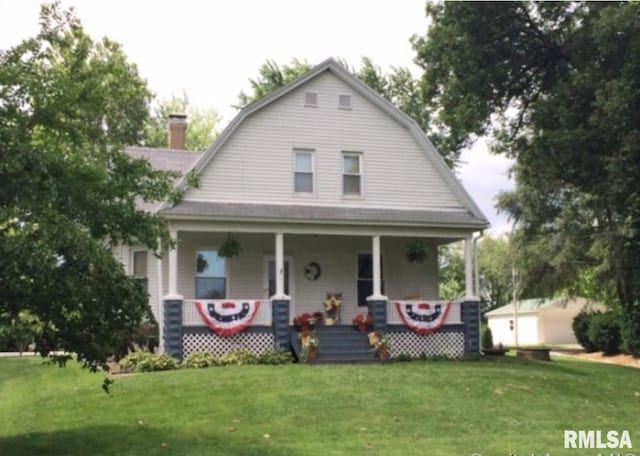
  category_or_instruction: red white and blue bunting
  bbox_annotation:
[196,300,260,337]
[394,302,451,336]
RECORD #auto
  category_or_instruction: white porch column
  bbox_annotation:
[368,235,387,301]
[272,232,289,299]
[164,229,182,300]
[464,234,475,299]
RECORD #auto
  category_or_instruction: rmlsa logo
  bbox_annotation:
[564,430,633,449]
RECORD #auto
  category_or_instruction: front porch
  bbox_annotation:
[159,224,481,362]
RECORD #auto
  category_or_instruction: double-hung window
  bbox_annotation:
[342,152,362,195]
[132,250,148,294]
[294,149,314,193]
[196,250,227,299]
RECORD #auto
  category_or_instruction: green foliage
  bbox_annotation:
[405,240,428,263]
[216,350,258,366]
[217,235,242,258]
[415,2,640,354]
[182,351,217,369]
[143,90,220,151]
[394,353,414,362]
[438,243,465,300]
[0,310,46,353]
[588,312,622,356]
[119,352,179,372]
[0,3,184,370]
[478,236,512,310]
[480,324,493,349]
[572,310,600,353]
[256,349,294,365]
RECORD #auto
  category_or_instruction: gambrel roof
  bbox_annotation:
[159,58,489,229]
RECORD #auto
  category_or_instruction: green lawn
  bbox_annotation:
[0,357,638,455]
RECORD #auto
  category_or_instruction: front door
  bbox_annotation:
[357,253,384,307]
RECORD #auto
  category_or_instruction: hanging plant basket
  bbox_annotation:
[405,240,428,263]
[218,235,242,258]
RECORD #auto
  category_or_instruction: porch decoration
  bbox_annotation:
[368,331,391,360]
[304,262,321,281]
[293,312,323,331]
[394,302,452,336]
[352,313,373,332]
[195,300,260,336]
[324,293,342,325]
[217,235,242,258]
[299,330,319,362]
[405,240,428,263]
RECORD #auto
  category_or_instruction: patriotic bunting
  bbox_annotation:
[196,300,260,337]
[394,301,451,335]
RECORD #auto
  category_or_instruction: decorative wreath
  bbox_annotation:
[304,262,321,281]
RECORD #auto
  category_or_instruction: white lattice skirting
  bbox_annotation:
[183,331,275,356]
[387,331,465,358]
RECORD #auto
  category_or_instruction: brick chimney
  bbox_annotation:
[167,113,187,150]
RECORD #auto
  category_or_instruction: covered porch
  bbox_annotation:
[159,218,481,361]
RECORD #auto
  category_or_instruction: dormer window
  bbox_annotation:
[294,149,314,193]
[339,94,351,110]
[305,92,318,107]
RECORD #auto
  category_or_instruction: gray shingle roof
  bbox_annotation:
[160,200,488,227]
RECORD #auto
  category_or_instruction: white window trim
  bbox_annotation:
[195,247,230,300]
[355,251,385,307]
[130,249,148,279]
[293,149,315,195]
[338,94,352,110]
[263,255,295,308]
[342,152,363,198]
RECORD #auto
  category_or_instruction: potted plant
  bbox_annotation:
[299,330,319,362]
[368,331,391,360]
[293,313,319,332]
[324,294,342,325]
[352,313,373,332]
[218,235,242,258]
[405,240,428,263]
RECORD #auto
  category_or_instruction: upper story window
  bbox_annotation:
[338,94,351,110]
[132,250,148,293]
[294,149,314,193]
[342,152,362,195]
[304,92,318,107]
[196,250,226,299]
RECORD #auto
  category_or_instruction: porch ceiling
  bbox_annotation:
[160,201,488,229]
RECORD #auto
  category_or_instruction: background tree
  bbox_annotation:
[143,91,220,151]
[478,236,511,311]
[236,57,459,167]
[438,243,465,300]
[0,3,184,370]
[414,2,640,354]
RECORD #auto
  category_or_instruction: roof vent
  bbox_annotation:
[305,92,318,107]
[167,113,187,150]
[339,94,351,110]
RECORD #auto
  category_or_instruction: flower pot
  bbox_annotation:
[357,324,369,332]
[378,348,390,360]
[307,350,318,362]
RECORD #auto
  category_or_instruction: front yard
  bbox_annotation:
[0,356,638,455]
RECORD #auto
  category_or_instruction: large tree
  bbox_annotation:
[143,91,220,151]
[414,2,640,354]
[236,57,459,167]
[0,3,183,369]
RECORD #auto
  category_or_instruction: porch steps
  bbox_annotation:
[291,325,378,364]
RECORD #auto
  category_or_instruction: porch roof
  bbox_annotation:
[160,200,488,229]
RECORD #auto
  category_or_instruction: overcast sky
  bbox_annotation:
[0,0,514,232]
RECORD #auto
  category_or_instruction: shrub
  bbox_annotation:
[572,310,600,353]
[182,352,217,369]
[217,349,258,366]
[620,308,640,357]
[588,312,622,355]
[480,324,493,349]
[394,353,414,362]
[119,352,179,372]
[257,349,293,365]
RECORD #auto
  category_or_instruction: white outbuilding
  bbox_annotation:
[485,297,603,347]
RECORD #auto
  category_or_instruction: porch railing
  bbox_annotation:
[183,299,273,327]
[387,300,462,325]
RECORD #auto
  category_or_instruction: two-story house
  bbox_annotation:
[118,58,489,363]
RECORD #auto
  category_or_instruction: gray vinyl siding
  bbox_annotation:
[173,232,438,324]
[184,71,465,211]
